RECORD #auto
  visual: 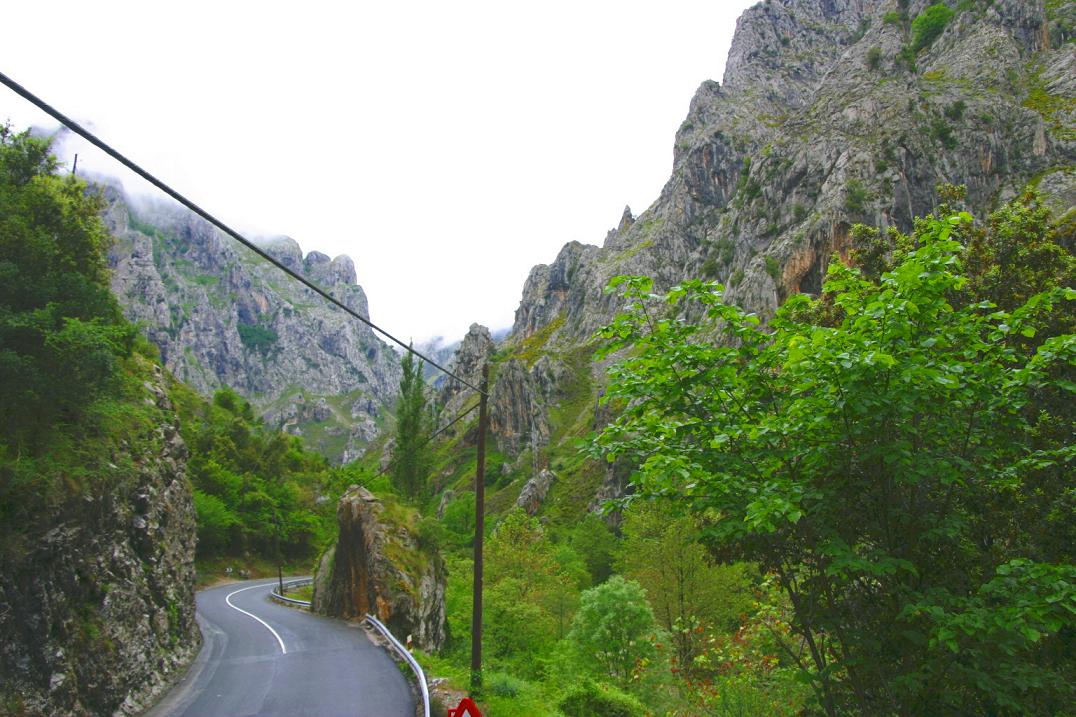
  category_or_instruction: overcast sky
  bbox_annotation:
[2,0,754,343]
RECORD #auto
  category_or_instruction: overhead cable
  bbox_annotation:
[0,70,485,396]
[362,400,482,487]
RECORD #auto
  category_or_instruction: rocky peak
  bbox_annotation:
[490,0,1074,514]
[617,205,635,233]
[104,186,401,462]
[512,241,601,338]
[509,0,1074,348]
[256,235,304,271]
[440,323,494,402]
[330,254,357,285]
[724,0,871,107]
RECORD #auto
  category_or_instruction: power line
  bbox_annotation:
[0,69,486,396]
[361,400,482,487]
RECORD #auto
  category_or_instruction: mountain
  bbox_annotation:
[515,0,1073,344]
[100,184,402,463]
[424,0,1074,517]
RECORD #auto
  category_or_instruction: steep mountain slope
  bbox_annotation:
[0,130,197,717]
[100,185,401,462]
[0,359,199,717]
[516,0,1073,341]
[426,0,1075,521]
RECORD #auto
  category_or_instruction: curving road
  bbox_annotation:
[146,579,415,717]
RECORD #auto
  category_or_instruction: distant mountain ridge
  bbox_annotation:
[100,181,401,462]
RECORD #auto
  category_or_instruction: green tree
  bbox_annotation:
[175,385,331,560]
[486,510,579,656]
[592,210,1075,715]
[911,2,955,52]
[391,348,430,498]
[568,576,661,686]
[617,500,754,672]
[0,125,134,449]
[567,514,617,584]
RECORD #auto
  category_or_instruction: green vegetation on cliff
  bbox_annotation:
[0,127,198,717]
[171,384,341,562]
[593,200,1075,716]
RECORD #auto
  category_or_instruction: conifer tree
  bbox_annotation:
[391,348,430,498]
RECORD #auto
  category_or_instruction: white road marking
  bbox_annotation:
[225,583,288,655]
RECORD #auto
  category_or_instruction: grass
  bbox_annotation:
[1023,63,1076,141]
[513,313,567,366]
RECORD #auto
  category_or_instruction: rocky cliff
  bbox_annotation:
[428,0,1074,522]
[514,0,1074,343]
[0,362,198,717]
[312,486,446,652]
[101,184,402,463]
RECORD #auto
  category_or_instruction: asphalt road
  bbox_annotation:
[146,580,416,717]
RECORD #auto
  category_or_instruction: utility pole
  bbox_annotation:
[470,364,489,694]
[275,512,284,596]
[71,153,78,176]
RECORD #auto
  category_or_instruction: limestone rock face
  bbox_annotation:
[501,0,1075,510]
[512,0,1075,345]
[489,359,550,457]
[516,469,557,515]
[0,366,198,716]
[102,185,401,462]
[312,487,446,652]
[438,323,495,428]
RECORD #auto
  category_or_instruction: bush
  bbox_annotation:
[568,576,659,685]
[945,99,966,120]
[0,126,136,448]
[845,178,872,214]
[866,46,882,70]
[559,681,644,717]
[764,256,782,283]
[911,3,955,52]
[237,321,278,354]
[485,671,527,698]
[931,118,958,149]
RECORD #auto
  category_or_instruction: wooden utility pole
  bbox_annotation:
[470,364,489,693]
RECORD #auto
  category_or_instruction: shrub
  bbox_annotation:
[866,46,882,70]
[568,576,659,685]
[945,99,966,120]
[911,3,955,52]
[845,179,872,214]
[559,681,644,717]
[764,255,782,283]
[485,671,527,698]
[236,321,278,354]
[931,118,958,149]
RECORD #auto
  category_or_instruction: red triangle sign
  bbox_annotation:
[447,696,483,717]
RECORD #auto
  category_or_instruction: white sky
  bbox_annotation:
[1,0,753,343]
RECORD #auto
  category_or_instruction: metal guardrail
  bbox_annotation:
[364,614,431,717]
[270,577,313,606]
[267,579,430,716]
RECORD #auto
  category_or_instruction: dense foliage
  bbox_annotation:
[911,3,955,52]
[592,203,1075,715]
[172,385,341,561]
[0,127,156,562]
[0,126,134,449]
